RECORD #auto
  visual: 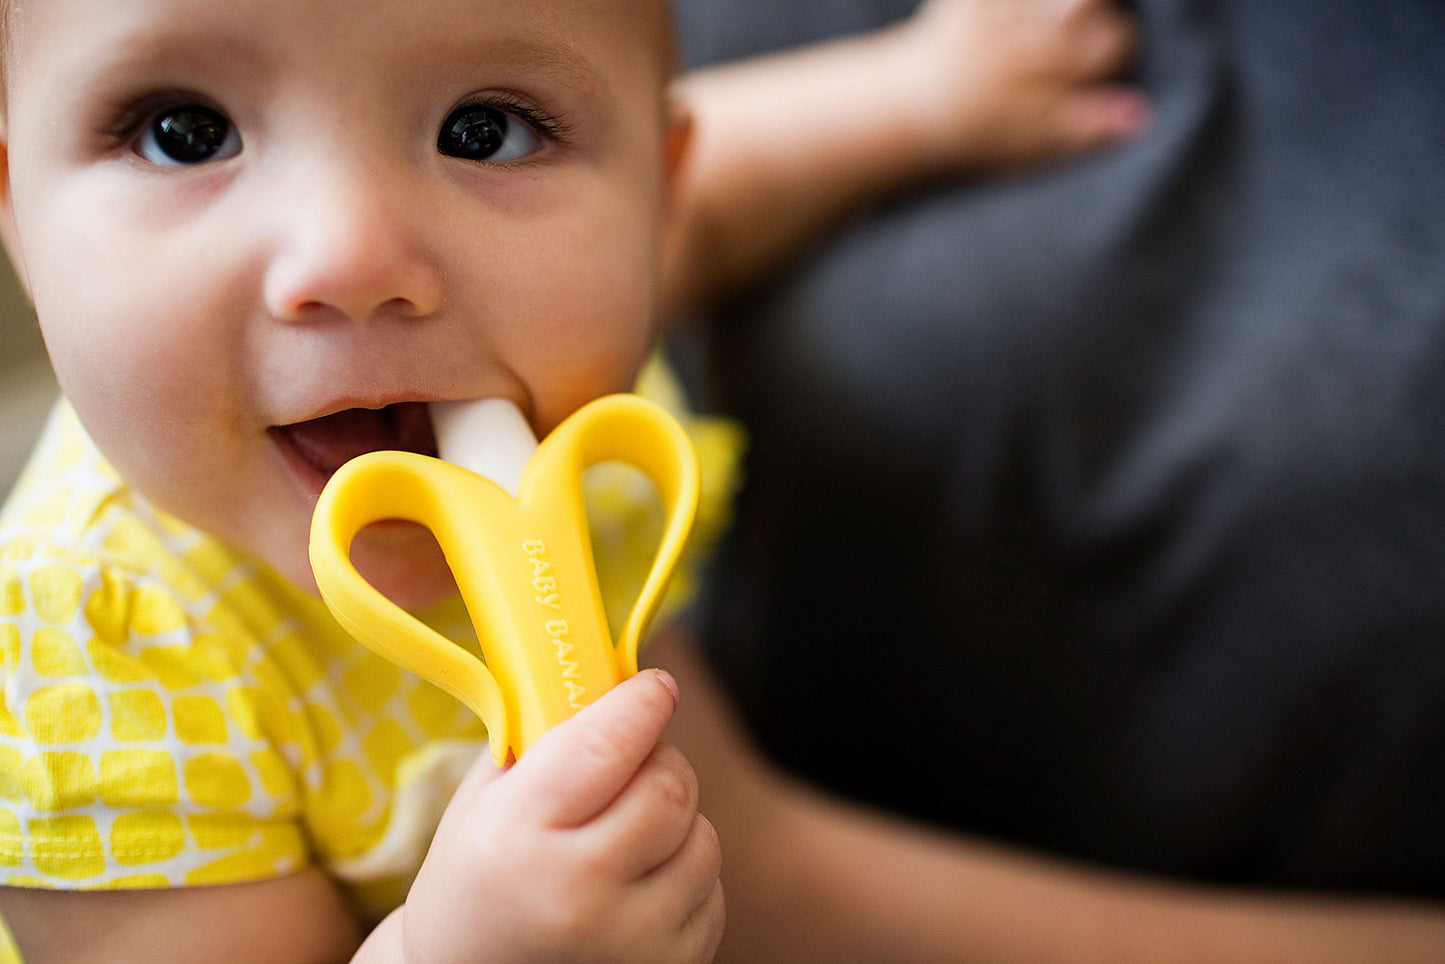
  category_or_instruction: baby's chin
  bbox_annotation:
[341,522,461,611]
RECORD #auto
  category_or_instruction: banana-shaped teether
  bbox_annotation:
[308,394,699,765]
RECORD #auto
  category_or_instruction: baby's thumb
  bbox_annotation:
[512,669,681,827]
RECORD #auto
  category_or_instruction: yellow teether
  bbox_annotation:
[308,393,699,765]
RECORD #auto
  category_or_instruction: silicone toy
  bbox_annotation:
[308,394,700,765]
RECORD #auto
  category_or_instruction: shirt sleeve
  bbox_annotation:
[0,551,309,890]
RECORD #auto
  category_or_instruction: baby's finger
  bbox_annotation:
[659,872,726,964]
[510,668,681,827]
[637,811,725,954]
[578,741,702,879]
[682,874,727,964]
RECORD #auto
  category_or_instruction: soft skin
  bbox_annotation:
[0,0,685,611]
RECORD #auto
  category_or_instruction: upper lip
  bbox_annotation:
[276,391,446,429]
[269,398,441,489]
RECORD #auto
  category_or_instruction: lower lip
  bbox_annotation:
[270,429,429,537]
[269,426,332,499]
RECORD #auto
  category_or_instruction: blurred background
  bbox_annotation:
[0,264,57,495]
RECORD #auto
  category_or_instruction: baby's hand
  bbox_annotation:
[402,670,724,963]
[892,0,1149,173]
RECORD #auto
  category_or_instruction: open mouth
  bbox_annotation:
[270,401,437,492]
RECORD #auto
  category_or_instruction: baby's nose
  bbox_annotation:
[263,167,445,324]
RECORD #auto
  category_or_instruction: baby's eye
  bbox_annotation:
[437,104,544,163]
[135,105,242,167]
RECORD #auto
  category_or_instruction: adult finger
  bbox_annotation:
[1064,84,1152,150]
[1068,0,1141,78]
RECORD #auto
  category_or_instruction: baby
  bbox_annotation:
[0,0,721,960]
[0,0,1142,959]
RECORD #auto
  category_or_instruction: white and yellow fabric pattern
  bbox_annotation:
[0,365,742,924]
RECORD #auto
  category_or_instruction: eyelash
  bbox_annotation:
[101,92,575,158]
[472,94,573,146]
[103,92,217,146]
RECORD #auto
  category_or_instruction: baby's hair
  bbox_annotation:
[0,2,680,120]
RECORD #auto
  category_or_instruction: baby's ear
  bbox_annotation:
[661,89,694,191]
[655,88,695,323]
[0,124,26,297]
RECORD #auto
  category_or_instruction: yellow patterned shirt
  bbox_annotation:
[0,368,742,923]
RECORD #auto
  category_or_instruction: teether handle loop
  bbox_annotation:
[309,454,513,761]
[531,394,701,677]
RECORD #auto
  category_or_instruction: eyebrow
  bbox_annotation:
[63,16,613,105]
[431,31,610,100]
[512,36,605,91]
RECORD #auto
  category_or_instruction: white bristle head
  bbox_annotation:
[430,399,538,497]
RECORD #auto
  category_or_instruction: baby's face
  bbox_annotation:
[0,0,682,604]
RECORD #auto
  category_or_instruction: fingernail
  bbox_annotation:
[652,668,681,703]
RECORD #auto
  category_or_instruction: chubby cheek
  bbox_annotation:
[34,242,238,460]
[60,345,300,581]
[506,207,663,432]
[28,203,244,425]
[30,255,313,583]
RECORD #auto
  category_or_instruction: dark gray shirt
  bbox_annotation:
[677,0,1445,894]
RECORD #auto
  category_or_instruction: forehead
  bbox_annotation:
[2,0,675,104]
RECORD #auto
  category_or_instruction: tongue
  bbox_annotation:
[282,402,437,477]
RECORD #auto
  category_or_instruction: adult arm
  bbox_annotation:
[650,629,1445,963]
[662,0,1148,317]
